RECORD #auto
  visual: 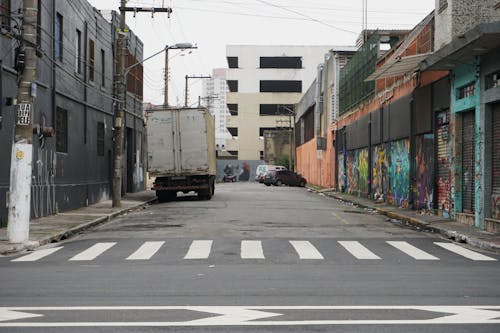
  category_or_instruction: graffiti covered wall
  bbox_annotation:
[216,160,263,182]
[346,148,369,197]
[387,139,410,208]
[338,153,346,192]
[372,145,388,201]
[415,134,434,210]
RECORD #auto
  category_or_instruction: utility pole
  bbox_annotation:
[8,0,38,243]
[112,1,172,208]
[184,75,210,107]
[163,48,169,107]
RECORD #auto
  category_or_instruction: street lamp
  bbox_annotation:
[113,43,196,208]
[163,43,198,107]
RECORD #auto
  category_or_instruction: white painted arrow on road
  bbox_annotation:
[0,309,43,322]
[0,306,499,327]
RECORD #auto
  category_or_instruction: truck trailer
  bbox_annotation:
[146,107,216,202]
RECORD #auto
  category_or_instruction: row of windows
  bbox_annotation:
[226,80,302,93]
[226,56,303,69]
[55,107,105,155]
[225,104,295,116]
[226,127,286,138]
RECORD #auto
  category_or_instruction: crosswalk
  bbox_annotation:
[8,240,498,263]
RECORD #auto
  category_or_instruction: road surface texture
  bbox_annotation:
[1,182,499,332]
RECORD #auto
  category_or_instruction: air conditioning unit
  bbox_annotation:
[316,137,326,150]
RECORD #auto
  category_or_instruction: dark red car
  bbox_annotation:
[264,170,307,187]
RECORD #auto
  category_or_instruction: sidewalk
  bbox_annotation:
[0,190,157,255]
[312,188,500,253]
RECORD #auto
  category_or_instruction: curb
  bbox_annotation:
[311,187,500,254]
[0,197,156,256]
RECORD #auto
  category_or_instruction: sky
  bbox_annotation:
[87,0,436,107]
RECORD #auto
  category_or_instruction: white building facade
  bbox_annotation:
[202,68,231,149]
[225,45,334,161]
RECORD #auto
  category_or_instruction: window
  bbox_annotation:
[55,13,63,61]
[1,0,10,30]
[227,103,238,116]
[227,80,238,92]
[260,104,295,116]
[100,49,105,87]
[260,150,264,160]
[97,122,104,156]
[259,127,277,137]
[260,80,302,93]
[75,29,82,73]
[227,127,238,137]
[36,1,41,48]
[485,70,500,90]
[227,150,238,159]
[227,56,238,68]
[260,57,302,69]
[88,39,94,82]
[56,107,68,153]
[457,82,475,99]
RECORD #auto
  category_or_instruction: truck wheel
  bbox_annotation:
[276,179,282,186]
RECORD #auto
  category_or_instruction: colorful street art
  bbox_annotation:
[387,139,410,208]
[346,148,369,197]
[415,134,434,210]
[372,145,388,201]
[436,110,451,217]
[338,153,346,192]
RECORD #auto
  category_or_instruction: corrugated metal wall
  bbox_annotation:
[491,105,500,219]
[462,111,475,214]
[436,109,451,215]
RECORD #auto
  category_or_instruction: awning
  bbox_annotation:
[365,53,431,81]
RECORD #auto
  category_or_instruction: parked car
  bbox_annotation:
[255,165,287,183]
[264,170,307,187]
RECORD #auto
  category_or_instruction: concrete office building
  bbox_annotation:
[225,45,333,161]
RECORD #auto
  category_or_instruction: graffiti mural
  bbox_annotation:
[415,134,434,210]
[387,139,410,208]
[436,110,451,217]
[372,145,388,201]
[216,160,262,182]
[346,151,358,195]
[345,148,369,197]
[338,153,346,192]
[357,148,369,196]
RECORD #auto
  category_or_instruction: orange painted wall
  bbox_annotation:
[296,129,335,189]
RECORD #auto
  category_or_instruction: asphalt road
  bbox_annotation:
[0,182,499,332]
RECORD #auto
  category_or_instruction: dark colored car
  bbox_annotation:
[264,170,307,187]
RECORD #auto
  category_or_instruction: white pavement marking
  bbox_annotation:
[434,242,497,261]
[184,240,213,259]
[69,242,116,261]
[241,240,265,259]
[126,241,164,260]
[338,241,381,260]
[289,241,324,259]
[11,247,63,262]
[386,241,439,260]
[0,306,499,327]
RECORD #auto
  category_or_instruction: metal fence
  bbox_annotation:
[339,33,379,115]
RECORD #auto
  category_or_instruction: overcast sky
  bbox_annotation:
[87,0,436,106]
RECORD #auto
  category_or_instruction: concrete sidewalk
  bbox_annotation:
[0,190,157,255]
[312,188,500,253]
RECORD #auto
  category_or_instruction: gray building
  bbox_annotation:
[0,0,146,227]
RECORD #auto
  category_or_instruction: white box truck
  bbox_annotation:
[146,107,216,202]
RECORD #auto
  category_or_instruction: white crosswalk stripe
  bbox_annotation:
[387,241,439,260]
[241,240,265,259]
[69,242,116,261]
[434,242,497,261]
[11,247,63,262]
[184,240,213,259]
[338,241,381,259]
[126,241,165,260]
[290,241,324,259]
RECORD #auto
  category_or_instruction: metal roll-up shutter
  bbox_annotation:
[436,109,450,215]
[492,105,500,220]
[462,111,475,213]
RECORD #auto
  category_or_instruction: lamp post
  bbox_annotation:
[112,43,195,208]
[278,105,296,171]
[163,43,198,107]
